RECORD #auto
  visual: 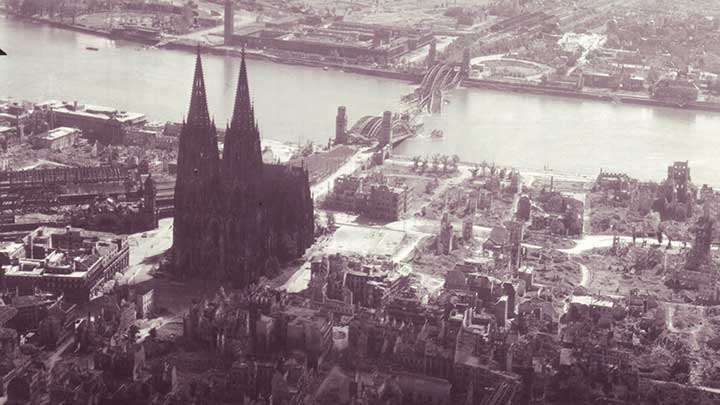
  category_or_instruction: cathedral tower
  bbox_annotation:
[222,49,263,189]
[222,49,268,286]
[172,48,222,278]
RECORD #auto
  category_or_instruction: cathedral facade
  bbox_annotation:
[171,49,314,287]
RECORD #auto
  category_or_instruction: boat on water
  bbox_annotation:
[109,26,161,44]
[323,66,329,71]
[85,46,99,51]
[430,129,444,138]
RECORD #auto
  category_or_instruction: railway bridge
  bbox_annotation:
[348,112,417,146]
[404,62,467,113]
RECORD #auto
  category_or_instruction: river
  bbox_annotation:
[3,17,720,186]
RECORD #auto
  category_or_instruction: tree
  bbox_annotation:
[326,211,336,230]
[411,155,421,171]
[439,155,449,173]
[450,154,460,171]
[479,160,488,176]
[470,164,479,178]
[431,154,440,172]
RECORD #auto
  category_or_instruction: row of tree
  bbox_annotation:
[410,154,460,174]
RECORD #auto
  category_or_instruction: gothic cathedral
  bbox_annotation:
[171,48,314,287]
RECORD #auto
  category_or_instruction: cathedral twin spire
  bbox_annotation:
[179,46,263,188]
[172,47,314,283]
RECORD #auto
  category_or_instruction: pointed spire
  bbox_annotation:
[231,47,253,125]
[187,46,210,127]
[223,46,264,184]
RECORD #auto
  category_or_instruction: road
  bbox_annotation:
[45,336,75,372]
[311,148,374,201]
[578,263,590,288]
[124,217,174,285]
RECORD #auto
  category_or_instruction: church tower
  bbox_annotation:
[222,49,268,286]
[222,49,264,189]
[172,47,222,278]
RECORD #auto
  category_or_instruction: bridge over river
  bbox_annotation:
[347,113,418,147]
[403,62,467,114]
[342,60,470,148]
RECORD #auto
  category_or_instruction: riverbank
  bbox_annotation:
[8,11,720,113]
[161,41,422,82]
[1,11,115,37]
[463,78,720,113]
[2,11,422,83]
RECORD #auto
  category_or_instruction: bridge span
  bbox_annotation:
[403,62,465,114]
[348,113,417,146]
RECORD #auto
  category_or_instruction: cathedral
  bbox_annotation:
[171,48,315,287]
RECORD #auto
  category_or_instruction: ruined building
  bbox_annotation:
[437,212,454,254]
[171,49,314,287]
[657,161,696,221]
[334,106,347,145]
[327,173,407,221]
[685,203,714,271]
[69,174,158,234]
[668,203,720,301]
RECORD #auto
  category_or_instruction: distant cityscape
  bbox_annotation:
[6,0,720,111]
[1,0,720,404]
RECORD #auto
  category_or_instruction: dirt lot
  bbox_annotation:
[423,178,515,228]
[577,247,681,300]
[524,231,576,250]
[532,259,582,291]
[587,190,720,242]
[289,144,359,185]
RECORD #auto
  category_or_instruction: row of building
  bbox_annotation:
[224,2,434,65]
[0,226,130,303]
[1,98,151,147]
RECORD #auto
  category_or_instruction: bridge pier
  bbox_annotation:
[335,106,347,145]
[461,48,471,78]
[379,111,393,147]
